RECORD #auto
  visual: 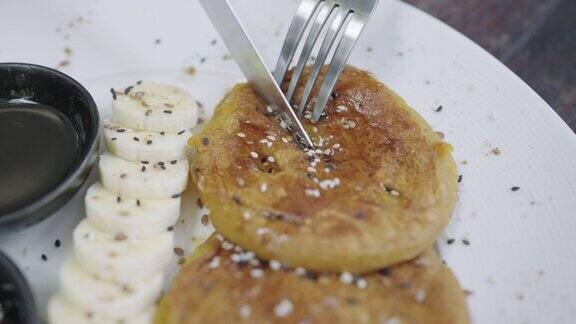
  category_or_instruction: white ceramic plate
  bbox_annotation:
[1,0,576,322]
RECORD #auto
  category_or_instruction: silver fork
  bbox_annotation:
[274,0,379,123]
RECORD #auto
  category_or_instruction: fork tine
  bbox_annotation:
[284,2,335,102]
[273,0,323,86]
[311,14,363,122]
[296,7,348,116]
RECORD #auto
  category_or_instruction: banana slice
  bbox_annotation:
[112,83,198,132]
[60,260,162,318]
[48,295,154,324]
[103,119,191,163]
[86,182,180,238]
[99,152,188,199]
[73,219,174,284]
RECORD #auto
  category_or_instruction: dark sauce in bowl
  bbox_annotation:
[0,101,79,215]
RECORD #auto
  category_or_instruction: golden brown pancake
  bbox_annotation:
[189,66,457,273]
[156,236,469,324]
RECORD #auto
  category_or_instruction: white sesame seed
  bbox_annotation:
[250,151,259,159]
[260,183,268,192]
[304,189,321,198]
[324,168,331,173]
[269,260,281,271]
[415,289,427,303]
[315,149,323,154]
[333,143,341,149]
[336,105,348,112]
[390,190,400,196]
[339,271,353,284]
[314,157,321,163]
[268,156,276,163]
[267,141,272,147]
[312,126,318,133]
[348,121,356,128]
[236,177,245,187]
[386,317,402,324]
[307,167,316,173]
[256,227,272,236]
[243,211,251,220]
[267,135,276,141]
[215,234,224,241]
[234,245,244,252]
[267,106,274,113]
[239,305,251,319]
[230,253,242,262]
[250,268,264,278]
[274,299,294,318]
[282,137,289,143]
[295,267,306,276]
[323,149,332,155]
[236,132,246,138]
[279,121,288,129]
[355,278,367,289]
[343,124,350,129]
[260,139,269,144]
[208,256,220,269]
[310,162,317,167]
[249,258,261,267]
[221,241,234,250]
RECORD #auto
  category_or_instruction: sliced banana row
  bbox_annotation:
[49,83,198,323]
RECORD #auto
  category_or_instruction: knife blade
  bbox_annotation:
[198,0,314,148]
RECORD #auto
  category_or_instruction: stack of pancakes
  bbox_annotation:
[156,67,469,323]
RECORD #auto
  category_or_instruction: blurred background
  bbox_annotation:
[407,0,576,131]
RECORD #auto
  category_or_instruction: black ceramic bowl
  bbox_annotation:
[0,250,39,324]
[0,63,99,230]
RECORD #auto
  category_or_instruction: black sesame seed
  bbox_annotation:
[378,268,392,276]
[124,86,134,95]
[178,130,185,135]
[435,105,443,112]
[160,131,165,136]
[163,110,172,114]
[141,166,146,172]
[447,238,455,245]
[458,175,463,183]
[136,199,141,207]
[54,239,61,248]
[211,39,217,45]
[41,254,47,261]
[511,186,520,192]
[117,196,121,203]
[170,160,177,164]
[161,165,166,170]
[171,194,180,198]
[110,88,117,100]
[200,57,207,63]
[202,137,209,145]
[462,239,470,246]
[111,137,117,141]
[197,198,204,208]
[133,137,140,141]
[116,129,125,133]
[146,140,152,145]
[141,161,149,164]
[158,161,165,166]
[167,226,174,231]
[136,80,143,85]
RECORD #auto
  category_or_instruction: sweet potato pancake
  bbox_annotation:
[189,66,457,273]
[156,235,469,324]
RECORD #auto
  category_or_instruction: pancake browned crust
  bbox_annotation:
[155,236,469,324]
[189,67,457,273]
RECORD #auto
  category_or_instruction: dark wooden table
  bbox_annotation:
[405,0,576,131]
